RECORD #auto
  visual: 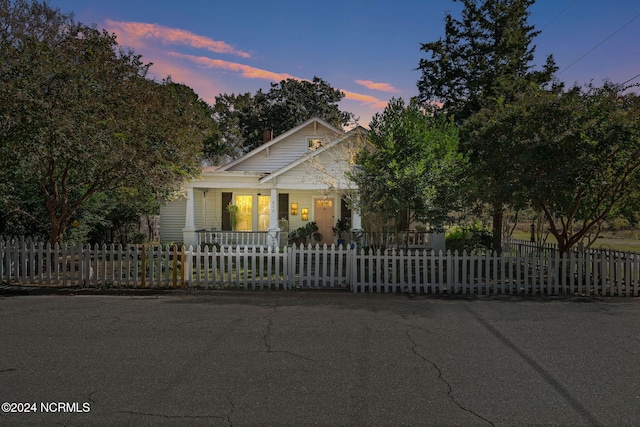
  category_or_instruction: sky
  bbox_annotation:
[47,0,640,127]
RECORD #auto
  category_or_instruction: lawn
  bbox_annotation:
[510,230,640,253]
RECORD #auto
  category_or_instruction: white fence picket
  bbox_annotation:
[1,238,639,296]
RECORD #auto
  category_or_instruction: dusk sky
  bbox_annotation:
[48,0,640,127]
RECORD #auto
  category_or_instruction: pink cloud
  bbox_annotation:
[341,90,388,109]
[172,53,388,109]
[355,79,399,93]
[105,19,250,58]
[168,52,298,81]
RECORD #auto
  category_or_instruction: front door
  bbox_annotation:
[314,199,334,246]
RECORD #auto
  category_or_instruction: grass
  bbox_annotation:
[510,230,640,253]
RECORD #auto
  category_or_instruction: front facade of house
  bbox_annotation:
[160,118,365,247]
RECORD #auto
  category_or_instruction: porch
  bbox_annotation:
[195,229,446,251]
[358,230,445,250]
[197,229,281,248]
[180,186,364,248]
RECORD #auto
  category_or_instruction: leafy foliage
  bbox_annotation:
[463,83,640,253]
[417,0,558,121]
[445,222,493,253]
[416,0,559,252]
[350,98,466,236]
[289,222,321,245]
[211,76,354,157]
[0,0,212,243]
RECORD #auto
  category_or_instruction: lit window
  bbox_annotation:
[258,195,270,231]
[307,138,323,151]
[235,195,252,231]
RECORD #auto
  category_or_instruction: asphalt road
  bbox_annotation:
[0,291,639,426]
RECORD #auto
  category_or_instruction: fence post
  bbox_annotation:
[349,246,357,293]
[140,245,146,288]
[181,245,192,288]
[172,245,178,288]
[0,240,4,283]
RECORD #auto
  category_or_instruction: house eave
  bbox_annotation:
[216,117,343,172]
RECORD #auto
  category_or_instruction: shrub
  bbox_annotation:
[446,222,492,253]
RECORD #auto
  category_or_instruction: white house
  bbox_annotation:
[160,117,365,247]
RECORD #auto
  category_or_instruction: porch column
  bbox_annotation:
[182,186,197,248]
[267,188,279,247]
[351,210,362,231]
[350,210,363,248]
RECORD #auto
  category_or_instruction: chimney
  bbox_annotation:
[262,128,274,143]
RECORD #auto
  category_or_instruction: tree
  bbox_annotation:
[416,0,558,252]
[212,77,354,156]
[65,186,159,244]
[463,83,640,254]
[0,0,211,243]
[350,98,466,247]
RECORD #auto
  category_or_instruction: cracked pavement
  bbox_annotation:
[1,292,639,426]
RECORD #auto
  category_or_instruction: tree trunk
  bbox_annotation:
[49,224,64,246]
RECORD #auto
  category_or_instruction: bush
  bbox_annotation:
[607,217,631,231]
[289,222,322,245]
[446,222,492,253]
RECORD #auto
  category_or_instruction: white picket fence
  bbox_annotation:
[1,238,639,296]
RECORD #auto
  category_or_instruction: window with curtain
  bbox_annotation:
[258,195,270,231]
[235,195,252,231]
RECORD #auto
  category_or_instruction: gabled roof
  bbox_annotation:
[216,117,343,172]
[259,125,367,184]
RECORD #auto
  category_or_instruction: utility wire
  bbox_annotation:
[558,10,640,75]
[622,72,640,85]
[540,0,577,31]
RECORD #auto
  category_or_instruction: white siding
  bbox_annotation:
[286,190,342,233]
[276,147,354,189]
[160,197,186,244]
[159,121,359,242]
[227,122,339,172]
[194,188,222,230]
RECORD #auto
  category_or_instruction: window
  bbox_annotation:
[258,195,270,231]
[235,195,252,231]
[307,137,323,151]
[222,192,232,230]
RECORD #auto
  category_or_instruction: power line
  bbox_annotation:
[540,0,577,31]
[558,10,640,75]
[622,72,640,85]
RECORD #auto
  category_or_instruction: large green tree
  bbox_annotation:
[211,76,354,157]
[0,0,211,243]
[350,98,466,247]
[416,0,558,251]
[463,84,640,254]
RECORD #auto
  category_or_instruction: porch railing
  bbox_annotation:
[356,231,433,249]
[197,230,280,247]
[196,229,441,250]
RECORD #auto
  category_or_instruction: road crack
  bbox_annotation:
[225,392,235,426]
[263,308,274,352]
[406,330,494,426]
[262,306,313,362]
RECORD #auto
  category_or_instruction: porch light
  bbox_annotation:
[301,208,309,221]
[291,203,298,215]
